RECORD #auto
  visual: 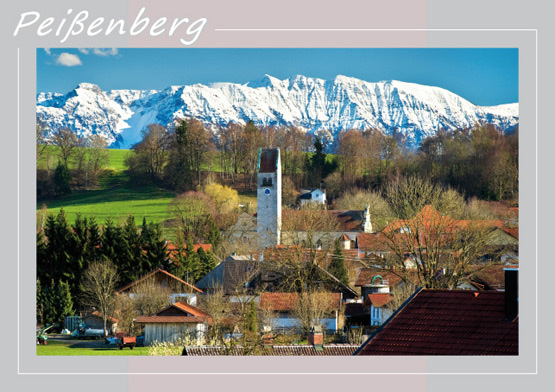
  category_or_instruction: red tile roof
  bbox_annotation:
[167,242,213,253]
[259,292,341,312]
[357,289,518,355]
[135,316,209,323]
[172,301,211,318]
[366,293,394,308]
[116,268,202,294]
[356,233,390,252]
[136,301,212,324]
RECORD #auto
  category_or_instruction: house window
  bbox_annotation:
[262,177,273,187]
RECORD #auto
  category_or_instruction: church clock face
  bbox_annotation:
[264,188,271,196]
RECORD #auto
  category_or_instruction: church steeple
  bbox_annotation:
[362,205,373,233]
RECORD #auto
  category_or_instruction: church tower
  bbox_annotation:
[257,148,282,249]
[362,205,374,233]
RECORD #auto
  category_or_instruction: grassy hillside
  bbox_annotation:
[36,147,261,228]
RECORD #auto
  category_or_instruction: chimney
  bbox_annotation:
[504,268,518,320]
[308,326,323,346]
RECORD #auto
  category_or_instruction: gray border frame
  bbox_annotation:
[3,1,545,390]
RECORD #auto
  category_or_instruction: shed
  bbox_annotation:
[136,302,212,345]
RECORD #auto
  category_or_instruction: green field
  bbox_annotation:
[36,339,151,356]
[36,147,275,226]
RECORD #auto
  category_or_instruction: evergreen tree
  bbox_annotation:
[36,278,44,326]
[140,218,167,273]
[328,240,349,286]
[53,161,72,196]
[43,209,74,284]
[86,217,102,261]
[245,301,258,333]
[197,247,216,281]
[207,217,221,248]
[184,235,201,281]
[42,279,58,325]
[69,214,89,298]
[120,215,142,283]
[56,280,74,326]
[100,218,122,266]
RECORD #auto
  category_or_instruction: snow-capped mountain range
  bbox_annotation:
[36,74,518,149]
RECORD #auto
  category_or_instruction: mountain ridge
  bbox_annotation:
[36,75,519,149]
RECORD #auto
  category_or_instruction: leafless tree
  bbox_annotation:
[80,260,119,337]
[51,128,79,165]
[131,278,173,316]
[291,290,337,336]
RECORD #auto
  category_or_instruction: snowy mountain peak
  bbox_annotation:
[36,74,519,149]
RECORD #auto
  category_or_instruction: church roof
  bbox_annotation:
[258,148,279,173]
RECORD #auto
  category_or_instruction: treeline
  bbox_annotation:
[36,125,109,199]
[126,119,338,193]
[36,209,217,325]
[127,119,518,202]
[328,124,518,202]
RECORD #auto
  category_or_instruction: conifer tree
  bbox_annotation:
[100,218,122,266]
[86,217,102,261]
[197,247,216,281]
[53,161,72,196]
[121,215,142,283]
[140,218,167,273]
[56,280,74,326]
[36,278,44,326]
[245,301,258,333]
[328,240,349,286]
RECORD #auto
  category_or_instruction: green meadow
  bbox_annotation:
[36,339,151,356]
[36,147,260,228]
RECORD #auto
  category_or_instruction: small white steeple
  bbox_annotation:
[362,205,373,233]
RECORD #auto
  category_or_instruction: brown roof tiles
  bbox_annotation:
[356,289,518,355]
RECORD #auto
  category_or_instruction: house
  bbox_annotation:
[135,301,212,345]
[195,254,259,294]
[299,188,327,206]
[355,269,518,355]
[81,311,119,335]
[116,268,203,305]
[227,212,259,246]
[259,292,343,332]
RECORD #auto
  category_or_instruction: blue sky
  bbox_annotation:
[37,48,518,106]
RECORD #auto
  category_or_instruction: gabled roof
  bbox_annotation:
[259,292,342,312]
[365,293,394,308]
[356,289,518,355]
[115,268,202,294]
[195,257,257,293]
[86,311,118,323]
[466,264,519,291]
[135,301,211,324]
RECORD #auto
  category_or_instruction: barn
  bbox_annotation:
[135,302,212,345]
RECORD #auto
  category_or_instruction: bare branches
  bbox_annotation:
[80,260,119,336]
